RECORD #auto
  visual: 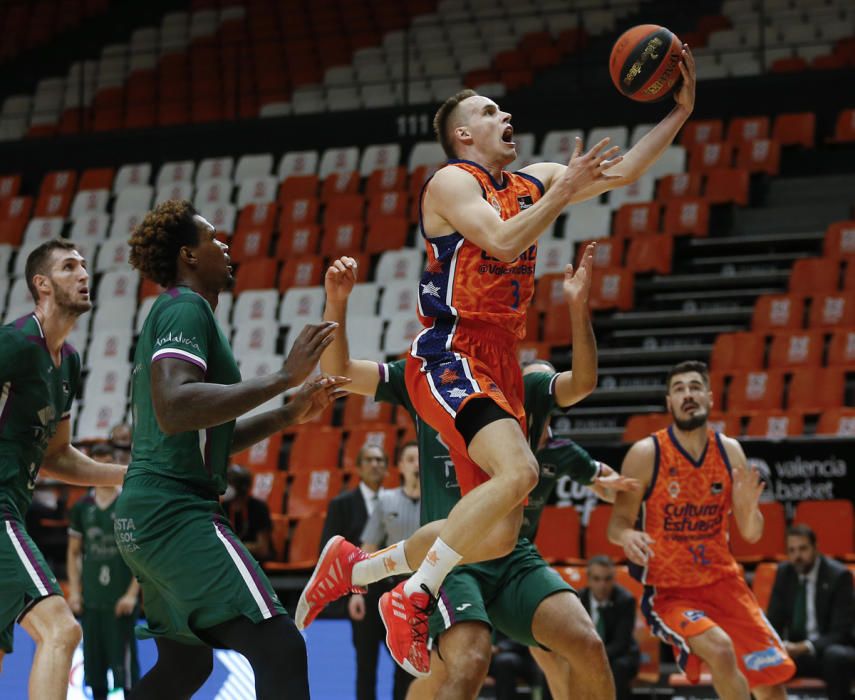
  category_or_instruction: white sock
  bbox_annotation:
[403,537,462,598]
[352,541,413,587]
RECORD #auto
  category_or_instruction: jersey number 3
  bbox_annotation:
[510,280,520,309]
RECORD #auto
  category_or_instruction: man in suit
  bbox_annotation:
[319,443,389,700]
[580,555,640,700]
[767,524,855,700]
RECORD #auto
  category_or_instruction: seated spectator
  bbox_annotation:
[767,524,855,700]
[223,464,272,560]
[579,555,640,700]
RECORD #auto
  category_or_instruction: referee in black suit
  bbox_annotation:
[319,442,389,700]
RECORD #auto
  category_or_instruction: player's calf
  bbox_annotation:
[434,622,493,700]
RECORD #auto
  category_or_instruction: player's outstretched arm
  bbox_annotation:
[552,243,597,407]
[525,45,695,202]
[151,321,338,435]
[608,438,655,566]
[726,437,765,543]
[321,256,385,397]
[590,462,641,503]
[427,139,621,262]
[230,374,351,454]
[41,420,126,486]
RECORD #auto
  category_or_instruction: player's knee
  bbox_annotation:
[49,615,82,650]
[508,454,539,498]
[559,625,607,670]
[447,645,491,690]
[703,636,738,673]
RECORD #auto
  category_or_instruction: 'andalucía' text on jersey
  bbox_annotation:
[129,287,240,496]
[0,314,81,519]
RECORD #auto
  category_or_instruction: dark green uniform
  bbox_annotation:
[115,287,285,645]
[0,313,78,652]
[375,361,600,647]
[69,493,139,691]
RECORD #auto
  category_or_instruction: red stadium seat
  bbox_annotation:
[663,198,709,236]
[34,190,71,218]
[626,234,673,275]
[534,506,582,564]
[831,108,855,142]
[342,394,394,428]
[230,225,273,262]
[846,261,855,291]
[276,224,320,259]
[704,168,749,205]
[232,433,283,472]
[787,367,846,412]
[735,139,781,175]
[0,174,21,199]
[321,220,364,256]
[278,255,323,291]
[809,294,855,329]
[752,294,805,331]
[706,412,742,436]
[269,513,326,570]
[815,408,855,436]
[767,331,824,370]
[233,258,277,294]
[752,562,778,609]
[323,193,364,227]
[613,202,661,237]
[727,116,770,146]
[681,119,724,148]
[585,505,625,562]
[657,172,703,200]
[579,237,622,268]
[827,328,855,367]
[321,171,360,203]
[710,332,766,371]
[367,190,407,221]
[0,196,33,245]
[772,112,815,149]
[251,471,287,514]
[789,258,840,295]
[744,411,805,438]
[793,500,854,559]
[289,426,342,471]
[39,170,77,198]
[622,414,671,442]
[589,267,634,311]
[286,469,343,518]
[278,175,319,202]
[365,167,407,197]
[689,142,733,173]
[78,167,114,191]
[364,216,408,255]
[727,370,785,412]
[729,502,787,561]
[823,221,855,259]
[541,304,571,346]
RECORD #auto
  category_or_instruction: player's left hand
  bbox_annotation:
[114,594,137,617]
[732,463,764,508]
[288,375,351,424]
[325,256,358,303]
[594,471,641,493]
[674,44,695,112]
[563,242,594,308]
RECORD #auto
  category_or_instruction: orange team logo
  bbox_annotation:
[425,550,439,566]
[383,556,397,574]
[488,194,502,214]
[439,368,460,385]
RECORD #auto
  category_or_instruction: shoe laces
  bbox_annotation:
[410,584,438,649]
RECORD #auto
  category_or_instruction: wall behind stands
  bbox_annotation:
[1,66,853,192]
[551,436,854,521]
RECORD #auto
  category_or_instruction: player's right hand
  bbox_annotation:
[325,256,358,303]
[68,592,82,615]
[283,321,338,386]
[621,530,655,566]
[348,593,366,621]
[561,137,623,198]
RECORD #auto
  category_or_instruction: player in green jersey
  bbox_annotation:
[0,239,127,700]
[67,444,140,699]
[299,254,638,698]
[119,200,348,700]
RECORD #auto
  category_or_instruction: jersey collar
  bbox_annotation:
[447,159,508,191]
[667,425,709,469]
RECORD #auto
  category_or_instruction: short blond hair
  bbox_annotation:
[433,89,478,159]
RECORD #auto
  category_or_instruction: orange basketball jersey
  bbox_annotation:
[414,159,544,342]
[632,426,741,588]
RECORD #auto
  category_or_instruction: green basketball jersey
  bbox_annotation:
[374,361,596,534]
[128,287,240,496]
[69,493,134,608]
[0,313,81,519]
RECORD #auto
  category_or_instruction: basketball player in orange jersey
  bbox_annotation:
[608,361,795,699]
[302,48,697,677]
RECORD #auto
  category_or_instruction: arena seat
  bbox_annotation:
[584,505,625,562]
[657,172,703,200]
[286,469,343,518]
[751,561,778,610]
[232,433,283,473]
[342,394,394,428]
[626,234,673,275]
[793,500,855,559]
[831,108,855,142]
[726,115,770,146]
[710,332,767,371]
[823,221,855,259]
[681,119,724,148]
[767,330,824,369]
[704,167,750,205]
[662,198,709,237]
[735,138,781,175]
[752,294,805,331]
[613,202,661,238]
[815,407,855,437]
[827,328,855,367]
[289,426,342,471]
[266,512,326,571]
[727,370,785,412]
[772,112,815,148]
[809,293,855,329]
[234,258,278,294]
[745,411,805,438]
[622,414,671,442]
[342,424,398,470]
[534,506,582,564]
[787,367,846,412]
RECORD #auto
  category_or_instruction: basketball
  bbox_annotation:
[609,24,683,102]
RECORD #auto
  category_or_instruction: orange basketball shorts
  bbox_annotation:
[405,317,526,495]
[641,574,795,688]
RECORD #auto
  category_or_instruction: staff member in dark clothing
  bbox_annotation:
[223,464,272,561]
[580,555,640,700]
[767,524,855,700]
[319,443,389,700]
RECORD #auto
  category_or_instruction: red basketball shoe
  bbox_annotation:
[378,581,437,677]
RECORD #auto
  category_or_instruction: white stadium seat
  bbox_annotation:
[278,286,325,327]
[376,248,423,283]
[319,147,359,179]
[232,322,277,360]
[156,160,195,188]
[278,150,319,180]
[155,182,194,206]
[113,163,152,194]
[379,281,418,318]
[114,185,153,213]
[71,189,109,218]
[234,153,274,185]
[232,289,280,324]
[195,156,234,185]
[23,217,64,246]
[70,213,109,243]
